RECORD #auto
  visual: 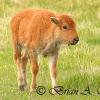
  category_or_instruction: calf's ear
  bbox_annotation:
[50,17,59,25]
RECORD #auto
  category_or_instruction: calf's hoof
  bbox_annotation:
[19,85,25,91]
[30,88,36,92]
[18,82,27,91]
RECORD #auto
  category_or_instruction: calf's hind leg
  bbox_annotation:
[13,45,28,91]
[29,50,39,92]
[20,49,28,90]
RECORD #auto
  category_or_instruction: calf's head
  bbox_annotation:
[51,15,79,45]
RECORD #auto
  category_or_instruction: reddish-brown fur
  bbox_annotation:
[10,9,79,92]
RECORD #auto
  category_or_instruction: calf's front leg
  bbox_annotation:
[49,52,58,93]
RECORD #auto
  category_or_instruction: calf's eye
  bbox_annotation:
[63,25,68,29]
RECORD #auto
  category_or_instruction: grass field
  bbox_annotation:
[0,0,100,99]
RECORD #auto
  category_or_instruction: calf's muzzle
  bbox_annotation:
[70,36,79,45]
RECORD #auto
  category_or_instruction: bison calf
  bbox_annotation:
[10,9,79,93]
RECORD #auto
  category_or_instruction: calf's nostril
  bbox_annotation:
[74,37,79,42]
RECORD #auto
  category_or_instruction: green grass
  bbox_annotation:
[0,0,100,99]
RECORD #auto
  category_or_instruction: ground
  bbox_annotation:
[0,0,100,100]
